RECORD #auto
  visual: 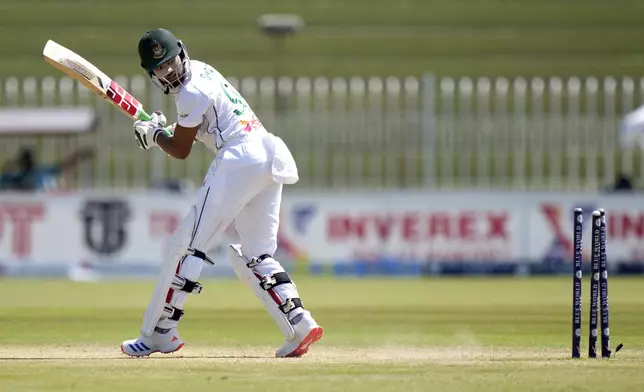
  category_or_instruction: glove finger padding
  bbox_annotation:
[134,121,150,150]
[151,110,167,127]
[133,120,161,150]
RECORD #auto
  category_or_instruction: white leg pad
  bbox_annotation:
[141,207,213,337]
[228,244,302,340]
[155,254,207,330]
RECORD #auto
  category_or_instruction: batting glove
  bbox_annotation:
[151,110,167,127]
[133,110,166,150]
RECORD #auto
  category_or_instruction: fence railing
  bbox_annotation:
[0,74,642,191]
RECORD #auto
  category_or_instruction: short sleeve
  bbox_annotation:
[176,87,210,128]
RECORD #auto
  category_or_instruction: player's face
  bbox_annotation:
[153,56,184,88]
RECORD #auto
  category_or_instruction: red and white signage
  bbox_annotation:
[0,191,642,268]
[279,192,644,265]
[0,192,203,265]
[279,193,521,263]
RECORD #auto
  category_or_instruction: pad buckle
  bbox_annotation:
[247,254,271,268]
[260,275,277,290]
[279,298,302,314]
[258,272,291,291]
[162,304,184,321]
[172,275,203,294]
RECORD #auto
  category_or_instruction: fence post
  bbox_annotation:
[567,77,581,190]
[367,77,385,187]
[585,77,599,189]
[439,77,455,187]
[5,77,19,106]
[23,77,37,107]
[458,77,473,187]
[404,76,420,187]
[621,77,635,177]
[513,77,527,189]
[348,76,365,188]
[476,78,491,187]
[603,77,617,187]
[313,77,330,187]
[548,77,563,189]
[331,77,348,187]
[531,77,545,188]
[421,73,435,188]
[385,77,402,187]
[494,77,509,187]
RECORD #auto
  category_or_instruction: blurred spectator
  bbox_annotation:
[0,147,95,192]
[611,172,634,192]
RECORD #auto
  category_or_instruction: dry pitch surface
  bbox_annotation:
[0,277,643,391]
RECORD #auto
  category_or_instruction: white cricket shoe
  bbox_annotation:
[120,327,184,357]
[276,311,324,358]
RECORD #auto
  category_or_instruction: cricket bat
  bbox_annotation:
[42,40,172,135]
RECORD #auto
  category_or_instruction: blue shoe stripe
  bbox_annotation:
[129,344,138,352]
[140,343,150,351]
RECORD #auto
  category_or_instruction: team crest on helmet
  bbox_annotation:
[151,41,166,59]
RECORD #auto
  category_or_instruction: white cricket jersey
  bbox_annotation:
[174,60,266,153]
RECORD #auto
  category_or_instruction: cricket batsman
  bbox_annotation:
[121,28,324,358]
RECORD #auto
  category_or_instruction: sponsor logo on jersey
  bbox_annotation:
[240,115,263,132]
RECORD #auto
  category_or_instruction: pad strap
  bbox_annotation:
[247,254,272,268]
[172,274,203,294]
[259,272,292,290]
[280,297,303,314]
[187,247,214,265]
[162,305,184,321]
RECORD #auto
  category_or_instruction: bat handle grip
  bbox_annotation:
[162,125,175,136]
[138,110,174,136]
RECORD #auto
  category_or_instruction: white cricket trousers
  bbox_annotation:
[156,130,299,330]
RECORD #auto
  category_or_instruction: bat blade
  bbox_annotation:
[43,40,150,121]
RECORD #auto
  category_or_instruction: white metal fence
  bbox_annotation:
[0,74,642,191]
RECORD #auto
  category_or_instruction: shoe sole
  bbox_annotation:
[281,326,324,358]
[120,342,184,357]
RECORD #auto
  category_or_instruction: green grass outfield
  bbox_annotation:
[3,0,644,78]
[0,276,643,391]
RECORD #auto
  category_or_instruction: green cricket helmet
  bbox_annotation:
[138,28,192,94]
